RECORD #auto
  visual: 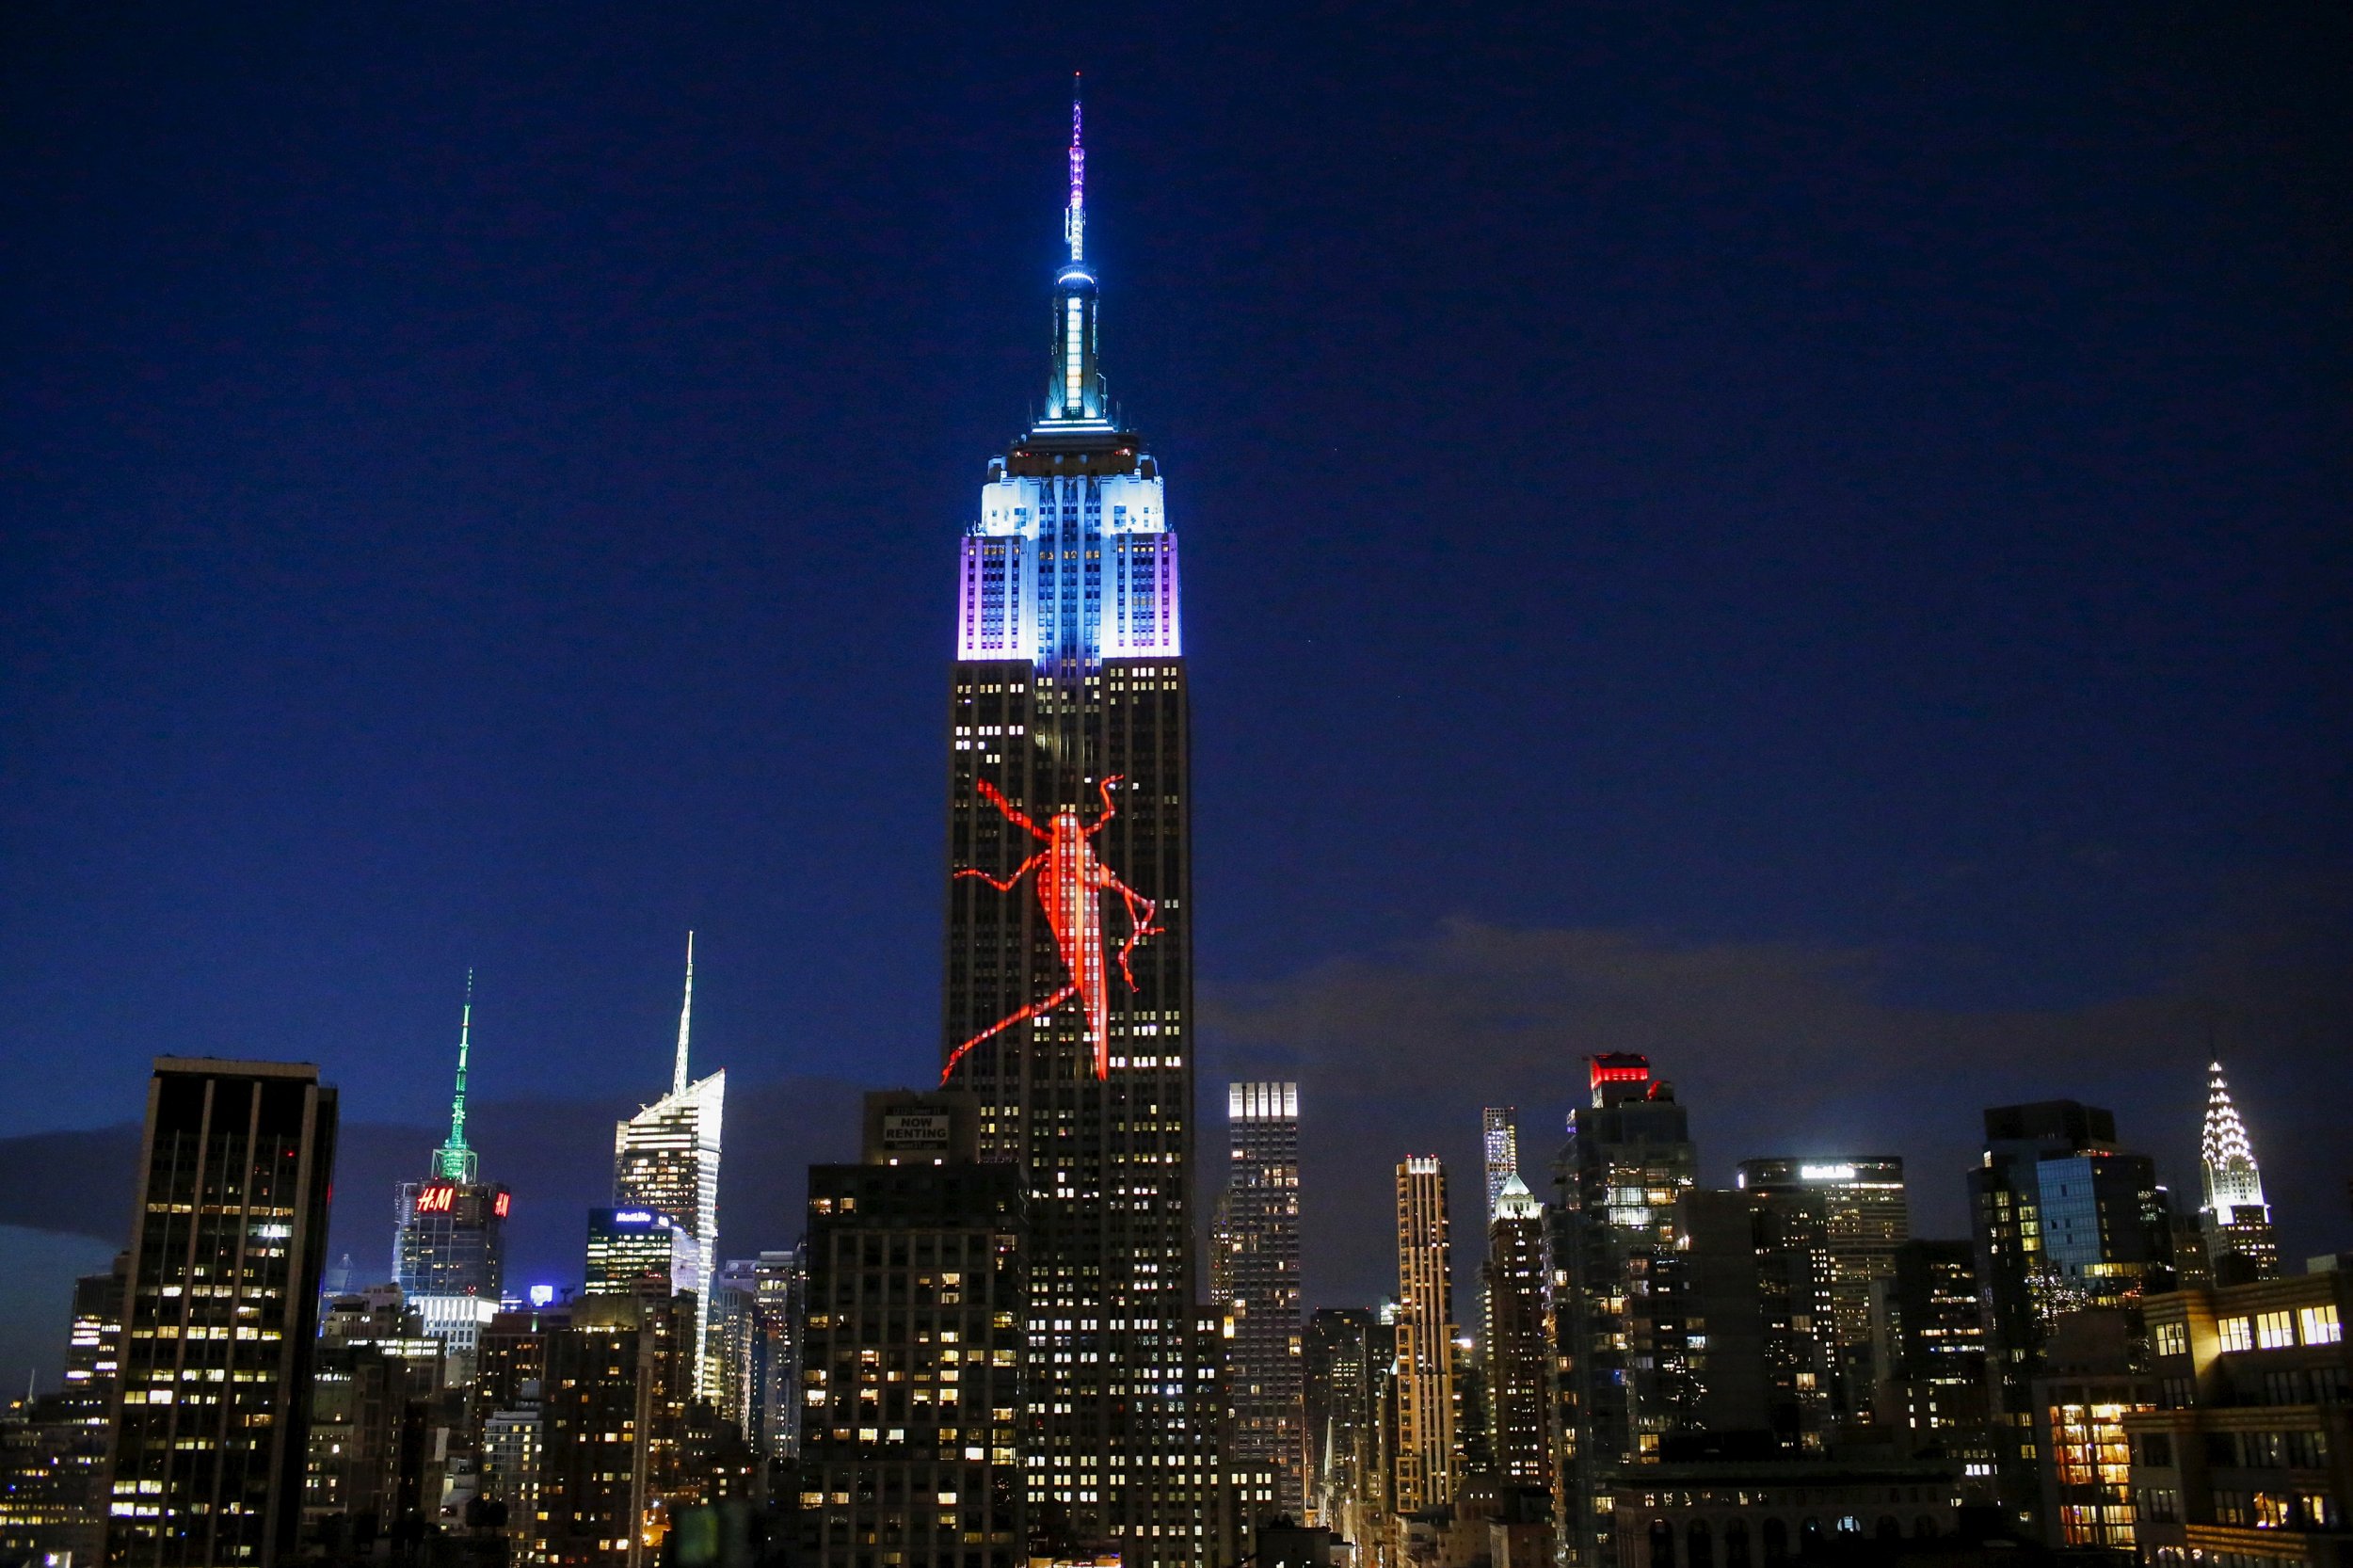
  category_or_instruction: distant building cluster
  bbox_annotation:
[4,94,2349,1568]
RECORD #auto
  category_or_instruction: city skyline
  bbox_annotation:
[3,4,2348,1417]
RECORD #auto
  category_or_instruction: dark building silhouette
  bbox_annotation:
[1869,1239,1996,1487]
[795,1091,1028,1568]
[1550,1054,1698,1568]
[1967,1099,2173,1535]
[106,1057,338,1568]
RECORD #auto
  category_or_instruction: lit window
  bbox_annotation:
[2299,1304,2342,1346]
[2218,1317,2255,1353]
[2256,1311,2296,1350]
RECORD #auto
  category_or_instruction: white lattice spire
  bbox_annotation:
[2200,1059,2266,1222]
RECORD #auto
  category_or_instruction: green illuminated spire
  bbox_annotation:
[433,971,480,1183]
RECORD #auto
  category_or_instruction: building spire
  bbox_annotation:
[432,970,479,1183]
[2199,1059,2265,1220]
[1064,74,1085,264]
[672,931,695,1097]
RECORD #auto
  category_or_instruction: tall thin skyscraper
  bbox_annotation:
[2197,1061,2280,1282]
[107,1058,338,1568]
[1223,1082,1305,1520]
[395,974,510,1369]
[1481,1108,1520,1224]
[1392,1157,1456,1515]
[937,90,1209,1564]
[1482,1174,1551,1488]
[615,935,725,1400]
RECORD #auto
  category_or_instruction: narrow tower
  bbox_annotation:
[2199,1061,2280,1282]
[396,973,512,1372]
[614,934,727,1398]
[1481,1107,1520,1224]
[940,87,1208,1565]
[1223,1083,1305,1519]
[1392,1156,1456,1516]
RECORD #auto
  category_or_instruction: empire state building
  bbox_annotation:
[941,94,1212,1562]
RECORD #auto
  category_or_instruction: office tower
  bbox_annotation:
[1869,1240,1996,1487]
[1482,1176,1551,1487]
[538,1291,694,1568]
[1482,1110,1520,1224]
[748,1248,808,1467]
[795,1091,1028,1568]
[1304,1308,1376,1529]
[1663,1189,1830,1449]
[1968,1100,2173,1532]
[106,1058,338,1568]
[2128,1267,2351,1560]
[1550,1053,1699,1568]
[0,1258,127,1566]
[2198,1062,2281,1284]
[1736,1156,1909,1411]
[614,936,725,1400]
[303,1289,448,1549]
[936,94,1205,1566]
[394,977,510,1382]
[1393,1157,1456,1515]
[1223,1082,1305,1520]
[584,1208,695,1297]
[67,1256,129,1416]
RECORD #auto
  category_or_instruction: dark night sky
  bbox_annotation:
[3,5,2349,1379]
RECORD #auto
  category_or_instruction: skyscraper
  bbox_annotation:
[2197,1061,2281,1283]
[1223,1082,1305,1520]
[1392,1157,1456,1516]
[936,91,1208,1564]
[395,975,510,1374]
[1967,1100,2173,1531]
[794,1091,1028,1568]
[1481,1109,1520,1224]
[1549,1053,1697,1568]
[1303,1307,1377,1531]
[1868,1239,1995,1487]
[1735,1156,1908,1411]
[107,1057,339,1568]
[615,935,725,1400]
[1481,1175,1551,1488]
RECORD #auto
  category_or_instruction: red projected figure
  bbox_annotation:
[945,775,1160,1083]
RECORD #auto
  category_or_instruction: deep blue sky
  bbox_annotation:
[3,5,2348,1373]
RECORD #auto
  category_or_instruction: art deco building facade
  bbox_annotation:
[2197,1062,2281,1285]
[936,97,1209,1564]
[1222,1081,1305,1519]
[614,936,725,1400]
[1482,1175,1552,1487]
[107,1057,338,1568]
[1393,1157,1456,1516]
